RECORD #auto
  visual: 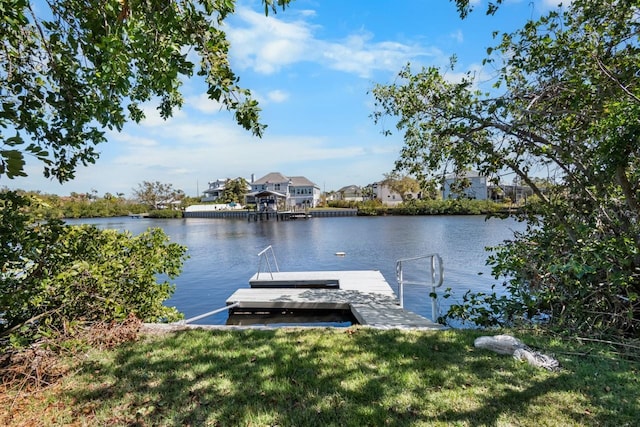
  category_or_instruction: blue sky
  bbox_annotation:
[10,0,566,197]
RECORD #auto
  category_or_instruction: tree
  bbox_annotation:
[132,180,183,210]
[219,177,248,204]
[382,172,421,202]
[0,1,293,353]
[373,0,640,337]
[361,186,374,201]
[0,0,290,182]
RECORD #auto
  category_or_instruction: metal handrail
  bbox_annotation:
[177,302,240,324]
[256,245,279,280]
[396,253,444,322]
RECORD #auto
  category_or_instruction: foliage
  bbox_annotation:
[148,208,183,219]
[382,171,422,202]
[3,327,639,426]
[350,198,505,216]
[218,177,248,204]
[372,0,640,337]
[1,188,150,218]
[450,0,504,18]
[132,180,184,210]
[0,0,294,181]
[361,185,375,200]
[178,195,201,209]
[59,197,146,218]
[0,191,187,348]
[327,199,364,209]
[0,0,290,364]
[395,198,505,216]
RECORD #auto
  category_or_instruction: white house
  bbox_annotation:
[246,172,321,210]
[202,179,227,202]
[288,175,321,208]
[442,171,488,200]
[368,181,404,206]
[202,178,251,203]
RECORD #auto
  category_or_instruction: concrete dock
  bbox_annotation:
[226,270,445,329]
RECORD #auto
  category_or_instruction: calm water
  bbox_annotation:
[66,215,526,325]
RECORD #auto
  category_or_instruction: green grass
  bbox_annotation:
[3,327,639,426]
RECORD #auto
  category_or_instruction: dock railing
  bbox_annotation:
[396,254,444,322]
[256,245,280,280]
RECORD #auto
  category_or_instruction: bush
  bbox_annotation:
[0,192,187,350]
[390,199,504,215]
[442,197,640,338]
[148,209,183,218]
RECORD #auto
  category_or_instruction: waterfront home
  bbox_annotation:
[367,182,405,206]
[201,179,226,202]
[202,178,251,203]
[336,185,364,202]
[442,171,488,200]
[245,172,321,210]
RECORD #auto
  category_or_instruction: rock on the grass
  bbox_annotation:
[474,334,560,371]
[474,334,526,355]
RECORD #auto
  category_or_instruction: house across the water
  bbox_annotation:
[442,171,488,200]
[245,172,321,211]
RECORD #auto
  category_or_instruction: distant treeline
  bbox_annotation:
[13,190,529,219]
[327,198,529,216]
[10,191,149,219]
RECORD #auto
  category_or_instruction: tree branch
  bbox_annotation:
[594,55,640,104]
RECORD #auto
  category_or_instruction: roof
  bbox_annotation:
[252,172,289,184]
[337,184,361,193]
[288,176,318,188]
[252,172,319,188]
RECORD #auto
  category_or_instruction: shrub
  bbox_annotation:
[0,192,187,350]
[148,209,183,218]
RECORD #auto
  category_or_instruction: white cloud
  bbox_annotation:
[227,8,313,74]
[266,90,289,103]
[78,115,379,195]
[110,132,158,148]
[227,7,441,79]
[319,34,438,78]
[138,103,185,127]
[186,93,224,114]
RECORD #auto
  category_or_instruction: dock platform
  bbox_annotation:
[226,270,445,329]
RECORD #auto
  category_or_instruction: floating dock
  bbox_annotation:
[225,270,445,329]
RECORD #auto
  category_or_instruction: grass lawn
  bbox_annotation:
[2,327,638,426]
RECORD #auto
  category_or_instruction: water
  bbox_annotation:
[66,215,526,325]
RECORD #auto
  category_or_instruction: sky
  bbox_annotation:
[8,0,567,198]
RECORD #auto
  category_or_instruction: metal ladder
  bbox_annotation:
[396,254,444,322]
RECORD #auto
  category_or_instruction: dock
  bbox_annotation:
[247,210,311,221]
[226,270,445,329]
[182,208,357,219]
